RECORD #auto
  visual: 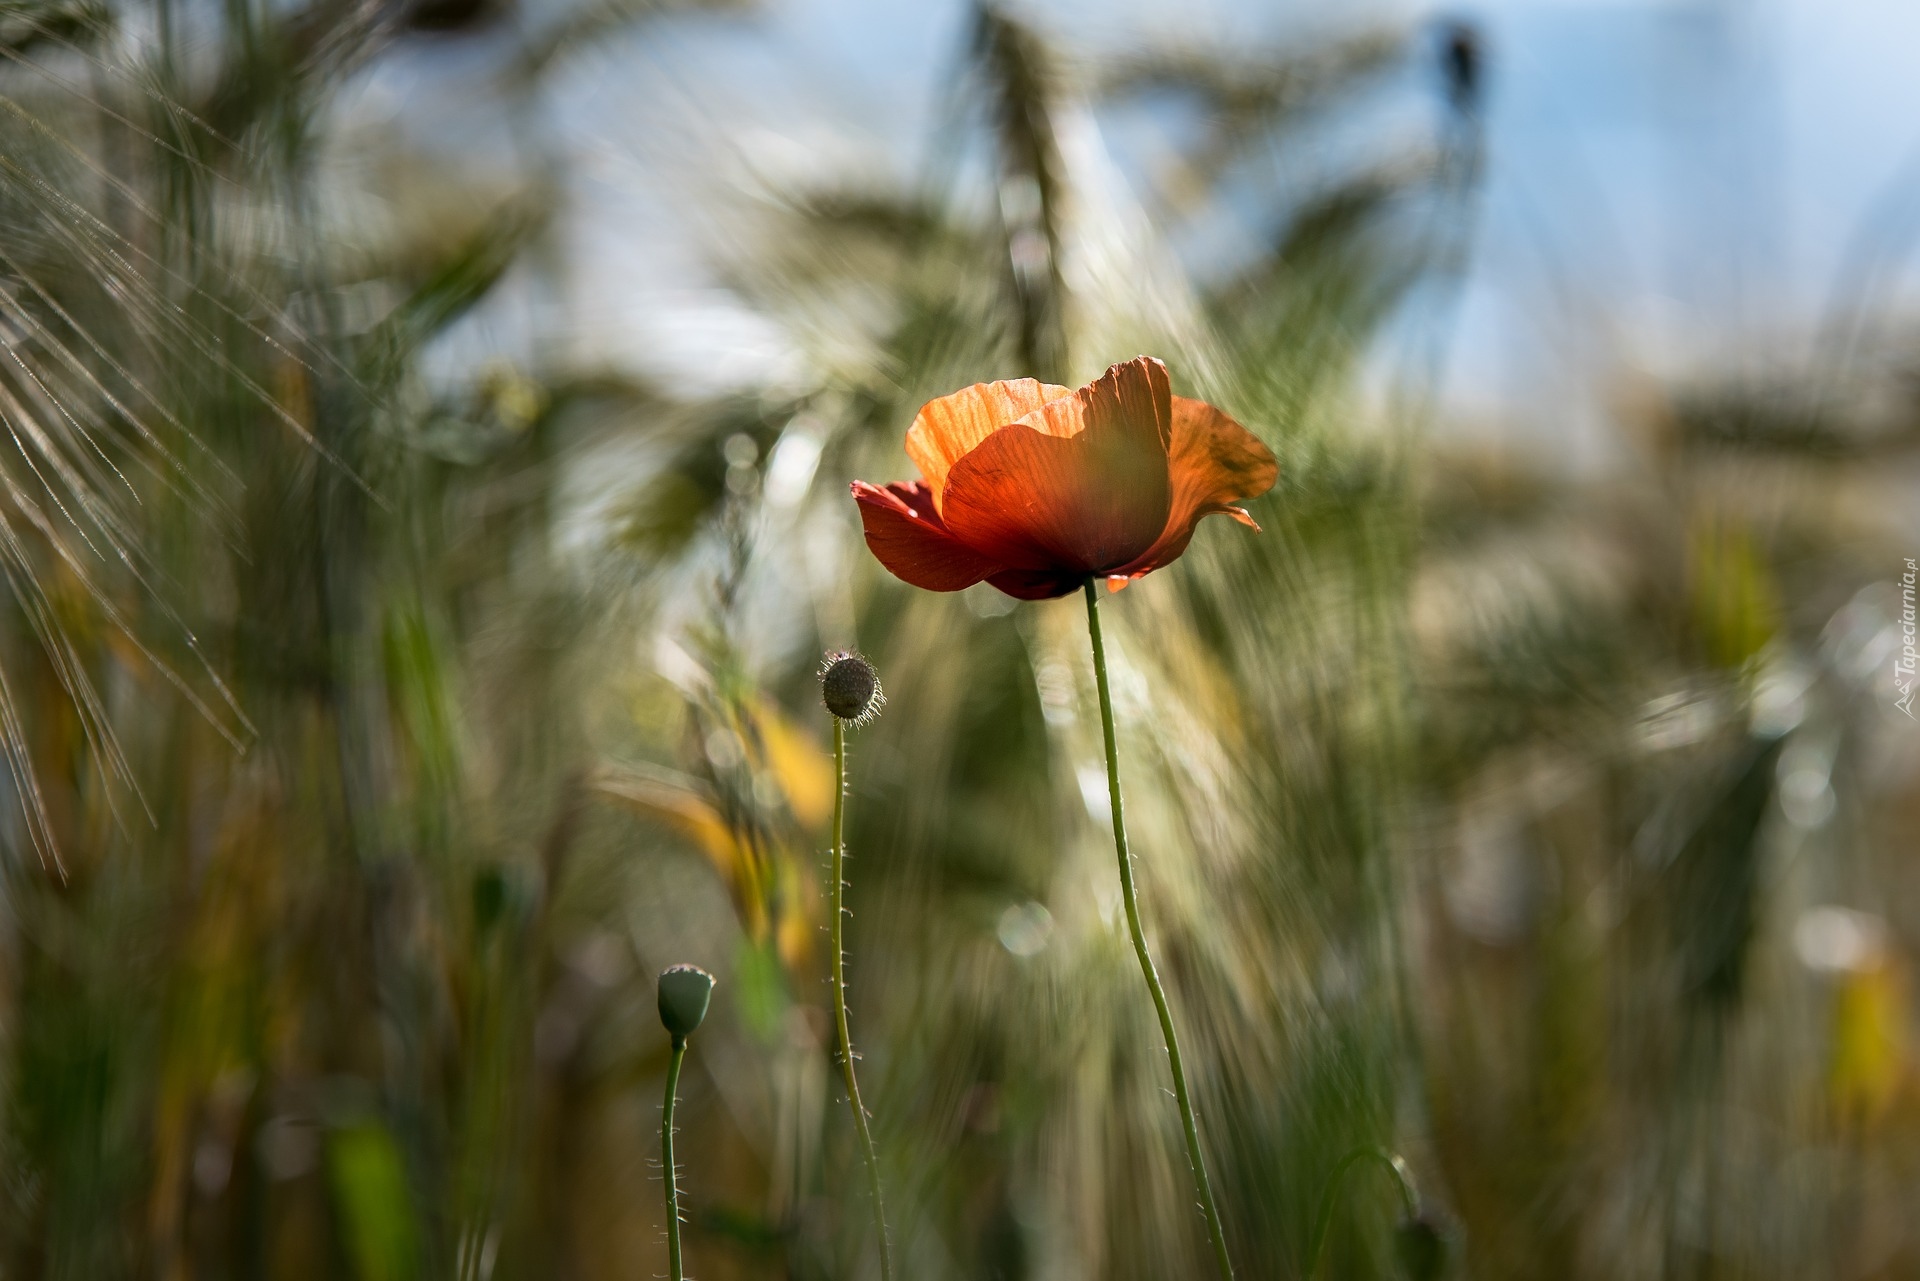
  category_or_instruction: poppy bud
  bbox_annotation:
[1442,22,1481,110]
[472,865,508,934]
[1394,1213,1448,1281]
[657,964,715,1044]
[820,651,884,724]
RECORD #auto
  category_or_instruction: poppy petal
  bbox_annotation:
[940,358,1174,574]
[1110,395,1277,581]
[1009,356,1173,452]
[852,480,1007,592]
[904,378,1073,512]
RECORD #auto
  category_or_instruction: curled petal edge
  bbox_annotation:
[852,480,1007,592]
[1107,397,1277,584]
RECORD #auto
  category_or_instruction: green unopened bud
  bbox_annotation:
[657,964,715,1043]
[820,651,884,725]
[472,865,508,933]
[1394,1214,1447,1281]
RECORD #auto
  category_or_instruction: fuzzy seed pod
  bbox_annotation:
[820,651,884,724]
[657,964,715,1042]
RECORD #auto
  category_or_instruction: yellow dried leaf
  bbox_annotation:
[749,699,834,830]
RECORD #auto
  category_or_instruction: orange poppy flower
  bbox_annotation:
[852,356,1277,599]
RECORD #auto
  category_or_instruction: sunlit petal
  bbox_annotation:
[904,378,1072,512]
[941,358,1174,574]
[1009,356,1172,452]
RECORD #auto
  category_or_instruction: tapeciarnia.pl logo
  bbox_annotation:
[1898,558,1917,718]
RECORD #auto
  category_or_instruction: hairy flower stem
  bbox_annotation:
[832,718,895,1281]
[1084,581,1236,1280]
[662,1037,688,1281]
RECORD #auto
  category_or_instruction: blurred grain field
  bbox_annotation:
[0,0,1916,1278]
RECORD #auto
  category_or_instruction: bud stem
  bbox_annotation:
[662,1036,687,1281]
[1306,1147,1420,1277]
[1083,581,1235,1280]
[832,717,895,1280]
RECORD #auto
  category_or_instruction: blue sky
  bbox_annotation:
[1440,0,1920,456]
[363,0,1920,459]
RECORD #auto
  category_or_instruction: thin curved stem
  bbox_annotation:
[832,718,895,1280]
[1307,1146,1420,1278]
[662,1038,687,1281]
[1084,581,1235,1280]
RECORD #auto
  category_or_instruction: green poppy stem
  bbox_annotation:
[1307,1147,1420,1278]
[832,717,895,1281]
[662,1036,687,1281]
[1083,580,1236,1280]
